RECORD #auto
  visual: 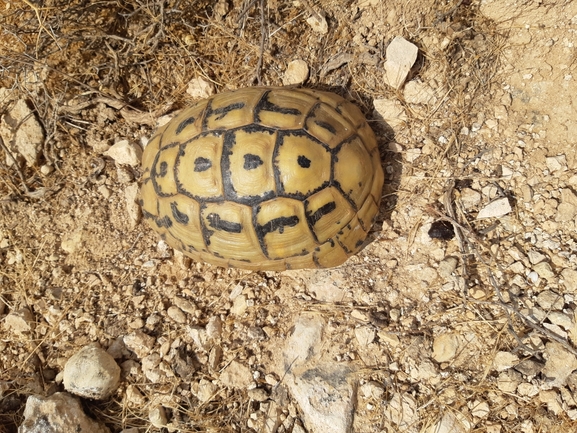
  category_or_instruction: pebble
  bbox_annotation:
[545,154,567,172]
[539,390,564,415]
[283,59,309,85]
[0,98,44,167]
[536,290,564,310]
[437,257,458,278]
[514,358,544,377]
[283,313,324,365]
[206,316,223,340]
[149,405,168,428]
[248,387,269,402]
[63,345,121,400]
[360,381,385,399]
[123,330,156,358]
[186,76,214,99]
[194,378,217,402]
[373,98,407,128]
[286,363,355,433]
[167,305,187,323]
[125,385,146,405]
[492,351,519,372]
[383,36,418,89]
[403,80,437,105]
[469,400,490,418]
[527,250,547,265]
[542,341,577,388]
[497,370,521,393]
[355,325,376,346]
[384,393,418,429]
[97,184,112,199]
[220,360,253,389]
[533,262,556,282]
[561,269,577,293]
[19,392,110,433]
[432,333,460,363]
[459,188,482,209]
[306,12,328,34]
[428,411,471,433]
[547,311,573,330]
[477,197,512,219]
[103,140,142,167]
[517,382,539,397]
[4,307,35,334]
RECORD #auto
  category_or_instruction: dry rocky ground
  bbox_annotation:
[1,0,577,432]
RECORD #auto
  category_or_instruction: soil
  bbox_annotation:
[1,0,577,432]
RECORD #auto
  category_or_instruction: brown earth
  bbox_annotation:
[1,0,577,432]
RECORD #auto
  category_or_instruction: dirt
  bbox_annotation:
[1,0,577,432]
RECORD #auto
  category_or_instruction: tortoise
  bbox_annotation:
[140,87,384,271]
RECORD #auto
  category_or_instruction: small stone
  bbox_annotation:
[373,98,407,128]
[149,405,168,428]
[355,325,376,346]
[186,77,214,99]
[19,393,110,433]
[545,155,567,172]
[383,36,418,89]
[194,378,217,402]
[542,341,577,388]
[4,307,35,334]
[124,330,156,358]
[125,385,146,405]
[403,80,437,105]
[104,140,142,167]
[283,314,324,365]
[470,400,490,418]
[230,294,247,315]
[492,351,519,372]
[459,188,482,209]
[517,382,539,397]
[220,360,253,389]
[0,99,44,167]
[206,316,223,340]
[167,306,187,323]
[173,297,196,315]
[514,358,544,377]
[428,410,471,433]
[533,262,555,282]
[477,197,512,219]
[306,12,328,34]
[360,381,385,399]
[97,184,112,199]
[539,390,563,415]
[63,345,121,400]
[437,257,458,278]
[283,59,309,85]
[248,387,269,402]
[527,250,547,265]
[432,333,460,363]
[547,311,573,330]
[40,164,54,175]
[384,393,418,429]
[536,290,564,310]
[561,268,577,293]
[497,370,521,393]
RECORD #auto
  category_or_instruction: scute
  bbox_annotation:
[141,86,384,270]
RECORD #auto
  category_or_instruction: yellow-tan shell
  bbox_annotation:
[141,87,383,270]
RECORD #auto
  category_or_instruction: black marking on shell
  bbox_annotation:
[158,161,168,177]
[244,154,264,170]
[176,116,197,135]
[307,201,337,225]
[314,120,337,134]
[255,90,303,121]
[156,216,173,228]
[297,155,311,168]
[204,100,246,130]
[257,215,299,237]
[171,202,189,225]
[355,239,364,248]
[206,213,242,233]
[194,157,212,172]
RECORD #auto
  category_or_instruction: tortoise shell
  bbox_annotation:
[140,87,384,271]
